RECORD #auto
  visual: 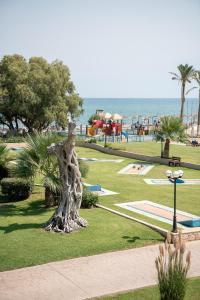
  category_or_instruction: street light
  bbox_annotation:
[165,169,184,233]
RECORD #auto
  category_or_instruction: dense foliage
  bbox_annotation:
[14,132,61,206]
[81,187,99,208]
[155,116,187,158]
[0,145,10,180]
[0,54,83,131]
[1,177,33,201]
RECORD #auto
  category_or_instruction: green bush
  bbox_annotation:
[0,165,9,181]
[87,138,97,143]
[81,187,99,208]
[1,178,33,201]
[79,160,89,178]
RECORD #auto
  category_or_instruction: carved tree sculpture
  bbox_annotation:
[44,122,88,233]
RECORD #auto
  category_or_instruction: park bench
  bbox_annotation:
[168,156,181,167]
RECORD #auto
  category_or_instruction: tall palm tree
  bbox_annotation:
[14,133,61,207]
[170,64,194,121]
[155,116,187,158]
[192,71,200,136]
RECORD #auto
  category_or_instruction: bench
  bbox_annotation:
[168,156,181,167]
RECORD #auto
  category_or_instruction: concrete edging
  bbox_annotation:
[77,142,200,170]
[96,204,168,237]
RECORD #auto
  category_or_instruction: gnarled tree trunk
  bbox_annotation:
[44,122,87,233]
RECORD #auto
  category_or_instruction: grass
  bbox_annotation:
[76,147,200,230]
[98,140,200,165]
[0,187,162,271]
[0,146,199,271]
[94,277,200,300]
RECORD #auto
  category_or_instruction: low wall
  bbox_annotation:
[77,142,200,170]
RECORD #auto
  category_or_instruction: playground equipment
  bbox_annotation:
[86,113,123,140]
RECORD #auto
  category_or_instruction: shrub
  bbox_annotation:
[0,165,9,181]
[81,187,99,208]
[88,113,100,125]
[155,232,191,300]
[87,138,97,143]
[1,178,33,201]
[79,160,89,178]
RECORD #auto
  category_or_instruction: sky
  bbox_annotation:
[0,0,200,98]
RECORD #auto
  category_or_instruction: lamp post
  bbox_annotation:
[165,170,184,233]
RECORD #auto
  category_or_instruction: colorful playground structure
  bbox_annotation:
[87,119,122,137]
[86,112,131,142]
[85,111,155,143]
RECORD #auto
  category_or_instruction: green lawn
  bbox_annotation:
[0,146,199,271]
[0,187,162,271]
[95,277,200,300]
[76,147,200,230]
[99,141,200,165]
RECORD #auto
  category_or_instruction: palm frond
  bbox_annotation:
[186,87,197,95]
[158,116,187,143]
[43,173,60,193]
[0,144,10,166]
[14,132,61,192]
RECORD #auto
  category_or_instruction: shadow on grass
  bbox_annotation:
[122,235,163,243]
[0,222,43,234]
[0,194,11,203]
[0,199,47,217]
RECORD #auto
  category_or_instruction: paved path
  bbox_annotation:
[0,241,200,300]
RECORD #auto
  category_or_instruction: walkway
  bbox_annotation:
[0,241,200,300]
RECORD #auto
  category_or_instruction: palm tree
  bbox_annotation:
[155,116,187,158]
[192,71,200,136]
[14,133,61,207]
[170,64,194,120]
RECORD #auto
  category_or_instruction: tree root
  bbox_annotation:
[44,215,88,233]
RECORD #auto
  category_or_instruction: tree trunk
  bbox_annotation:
[197,88,200,137]
[163,138,170,158]
[15,117,19,132]
[180,83,185,121]
[44,122,87,233]
[45,186,57,208]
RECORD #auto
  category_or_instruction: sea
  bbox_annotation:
[76,98,199,124]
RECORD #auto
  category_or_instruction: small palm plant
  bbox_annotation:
[170,64,194,120]
[14,133,61,207]
[155,116,187,158]
[155,232,191,300]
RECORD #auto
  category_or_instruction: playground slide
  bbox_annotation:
[122,131,128,139]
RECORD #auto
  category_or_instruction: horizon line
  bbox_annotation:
[82,97,198,99]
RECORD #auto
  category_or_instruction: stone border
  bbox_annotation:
[96,204,200,242]
[77,142,200,171]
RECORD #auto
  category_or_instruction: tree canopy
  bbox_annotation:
[0,54,83,132]
[155,116,187,158]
